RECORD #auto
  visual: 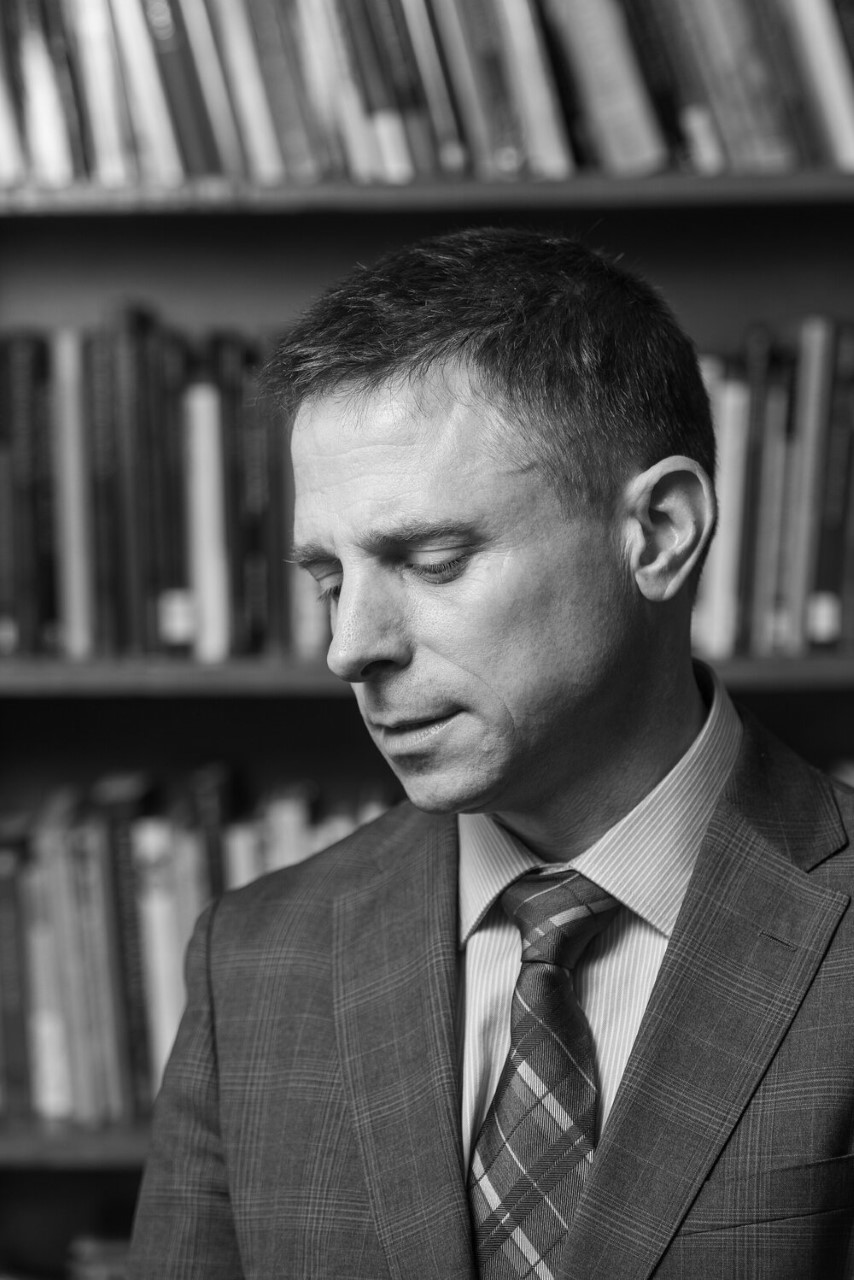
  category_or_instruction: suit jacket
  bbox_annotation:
[128,715,854,1279]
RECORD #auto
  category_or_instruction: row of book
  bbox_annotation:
[4,304,854,666]
[6,0,854,191]
[692,315,854,660]
[0,314,333,663]
[0,768,392,1128]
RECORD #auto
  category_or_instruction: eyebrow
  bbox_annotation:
[290,519,481,568]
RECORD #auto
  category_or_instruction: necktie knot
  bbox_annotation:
[501,870,619,971]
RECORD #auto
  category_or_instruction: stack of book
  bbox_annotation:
[692,315,854,660]
[3,0,854,191]
[0,311,330,663]
[0,770,391,1128]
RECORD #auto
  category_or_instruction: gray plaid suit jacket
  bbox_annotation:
[128,715,854,1279]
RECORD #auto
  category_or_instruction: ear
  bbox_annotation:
[621,456,716,603]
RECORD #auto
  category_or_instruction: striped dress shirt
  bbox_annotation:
[457,665,743,1169]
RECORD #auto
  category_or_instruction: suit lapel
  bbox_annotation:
[560,720,851,1280]
[334,809,475,1280]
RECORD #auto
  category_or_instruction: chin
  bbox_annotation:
[395,768,505,816]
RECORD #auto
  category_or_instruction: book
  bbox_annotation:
[91,771,156,1118]
[808,323,854,646]
[243,0,323,183]
[51,326,96,661]
[0,816,31,1118]
[148,330,194,652]
[172,0,245,177]
[204,0,286,184]
[778,315,837,654]
[0,351,17,655]
[395,0,467,172]
[234,351,275,653]
[735,324,776,653]
[748,349,795,655]
[0,9,27,186]
[138,0,222,176]
[617,0,694,167]
[641,0,727,173]
[15,0,76,186]
[60,0,136,188]
[539,0,667,175]
[106,0,184,185]
[776,0,854,171]
[83,327,122,653]
[670,0,800,172]
[361,0,439,176]
[183,361,232,662]
[38,0,92,177]
[335,0,415,183]
[745,0,829,166]
[2,333,53,655]
[428,0,525,179]
[491,0,575,179]
[304,0,386,182]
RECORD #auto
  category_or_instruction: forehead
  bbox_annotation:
[290,369,532,522]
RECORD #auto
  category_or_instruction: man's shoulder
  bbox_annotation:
[206,801,455,948]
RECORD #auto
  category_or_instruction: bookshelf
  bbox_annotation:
[3,0,854,1274]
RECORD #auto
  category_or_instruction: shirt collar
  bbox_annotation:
[458,663,742,946]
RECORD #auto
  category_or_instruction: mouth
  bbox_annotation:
[369,710,460,751]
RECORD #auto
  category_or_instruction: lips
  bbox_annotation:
[371,711,457,732]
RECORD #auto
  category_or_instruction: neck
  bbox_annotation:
[493,658,707,862]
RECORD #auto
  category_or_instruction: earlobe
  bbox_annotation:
[623,457,716,603]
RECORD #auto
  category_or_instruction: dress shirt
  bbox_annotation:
[457,664,743,1169]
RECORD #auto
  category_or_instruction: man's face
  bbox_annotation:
[291,370,641,827]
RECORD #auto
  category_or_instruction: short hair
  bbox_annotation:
[263,226,715,509]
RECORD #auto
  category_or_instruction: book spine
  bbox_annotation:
[20,852,74,1120]
[236,354,273,653]
[17,0,76,185]
[152,331,194,652]
[204,0,286,183]
[60,0,137,186]
[84,329,121,655]
[395,0,467,172]
[749,352,794,655]
[642,0,727,173]
[138,0,222,175]
[5,335,45,654]
[131,816,185,1092]
[735,324,775,654]
[0,7,27,185]
[106,0,185,185]
[362,0,440,176]
[172,0,245,176]
[0,382,15,654]
[539,0,667,175]
[777,0,854,170]
[0,833,31,1118]
[51,327,96,661]
[779,315,837,654]
[242,0,322,183]
[38,0,92,177]
[304,0,386,182]
[744,0,830,166]
[490,0,575,179]
[184,369,231,663]
[335,0,415,183]
[807,323,854,646]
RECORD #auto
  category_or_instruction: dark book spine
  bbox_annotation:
[0,346,18,655]
[617,0,691,166]
[736,325,775,654]
[140,0,222,175]
[30,337,58,654]
[37,0,92,177]
[0,828,32,1118]
[5,335,46,654]
[112,308,157,654]
[237,351,272,654]
[364,0,438,173]
[188,764,232,901]
[209,334,249,655]
[811,325,854,647]
[154,331,193,651]
[107,799,154,1119]
[84,330,121,655]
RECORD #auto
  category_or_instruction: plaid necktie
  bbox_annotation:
[468,870,620,1279]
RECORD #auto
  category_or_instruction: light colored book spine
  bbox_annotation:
[204,0,286,184]
[172,0,245,176]
[427,0,505,178]
[184,378,231,663]
[131,816,185,1091]
[692,358,751,660]
[308,0,387,182]
[288,560,331,660]
[20,855,74,1121]
[540,0,668,175]
[491,0,575,179]
[61,0,135,186]
[777,0,854,170]
[223,819,264,889]
[107,0,185,185]
[749,376,791,655]
[262,786,313,870]
[51,328,95,661]
[778,315,837,654]
[18,7,75,186]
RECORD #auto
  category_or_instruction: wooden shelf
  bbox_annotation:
[0,657,347,697]
[2,170,854,217]
[0,1122,149,1169]
[0,655,853,696]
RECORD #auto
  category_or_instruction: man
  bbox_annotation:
[128,228,854,1279]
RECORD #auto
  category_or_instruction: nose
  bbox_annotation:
[326,570,411,683]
